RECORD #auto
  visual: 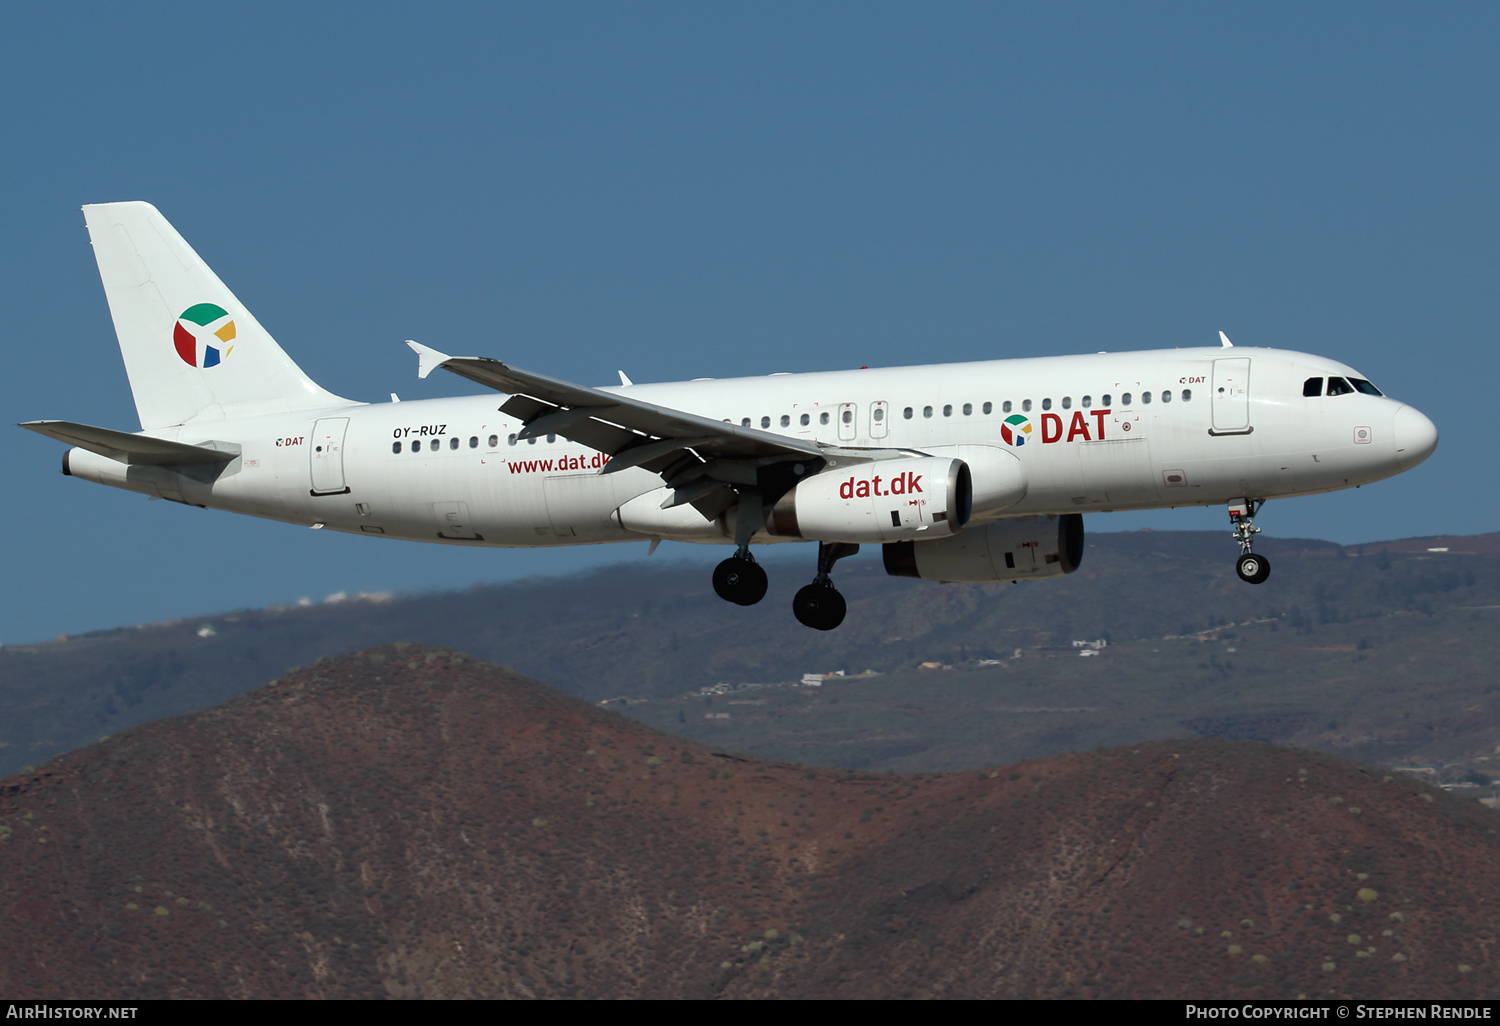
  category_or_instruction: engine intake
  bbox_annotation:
[883,514,1084,582]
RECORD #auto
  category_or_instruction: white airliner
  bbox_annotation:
[23,202,1439,630]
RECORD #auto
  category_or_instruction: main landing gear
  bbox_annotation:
[710,541,859,630]
[793,542,859,631]
[713,548,768,606]
[1230,499,1271,584]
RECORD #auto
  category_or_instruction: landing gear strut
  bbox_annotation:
[713,548,768,606]
[713,490,770,606]
[1229,499,1271,584]
[793,542,859,631]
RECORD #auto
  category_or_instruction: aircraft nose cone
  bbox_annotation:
[1393,405,1438,471]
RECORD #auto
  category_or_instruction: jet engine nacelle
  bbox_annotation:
[767,456,971,544]
[919,444,1027,519]
[882,513,1084,582]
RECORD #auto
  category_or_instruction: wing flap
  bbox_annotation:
[20,420,237,466]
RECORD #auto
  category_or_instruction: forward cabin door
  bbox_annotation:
[1211,358,1252,434]
[309,417,350,494]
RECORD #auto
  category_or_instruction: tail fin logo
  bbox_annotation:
[173,303,236,368]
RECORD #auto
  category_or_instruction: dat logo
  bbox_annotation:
[839,470,923,499]
[1037,409,1113,444]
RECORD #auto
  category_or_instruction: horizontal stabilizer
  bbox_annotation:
[19,420,237,466]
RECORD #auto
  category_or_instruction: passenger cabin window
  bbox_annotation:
[1182,389,1192,402]
[470,436,479,448]
[1303,377,1323,397]
[741,418,751,427]
[1002,401,1012,413]
[1041,398,1051,411]
[1102,394,1112,406]
[449,437,460,450]
[1142,392,1152,404]
[923,406,933,418]
[1022,400,1032,412]
[820,412,830,425]
[489,434,499,447]
[903,407,913,419]
[962,403,972,416]
[943,404,952,417]
[1061,397,1072,410]
[430,438,440,451]
[800,413,810,426]
[508,434,517,445]
[982,401,992,414]
[1162,390,1172,403]
[1327,377,1354,396]
[842,410,853,424]
[873,407,885,422]
[392,441,402,453]
[1082,395,1092,408]
[1121,393,1132,406]
[761,416,771,428]
[780,415,790,427]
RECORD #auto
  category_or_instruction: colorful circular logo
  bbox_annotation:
[1000,414,1033,446]
[173,303,236,368]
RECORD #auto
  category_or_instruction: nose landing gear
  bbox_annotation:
[793,542,859,630]
[1230,499,1271,584]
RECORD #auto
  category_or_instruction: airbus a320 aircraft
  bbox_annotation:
[23,203,1439,630]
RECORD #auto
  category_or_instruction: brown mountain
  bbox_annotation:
[1,646,1496,999]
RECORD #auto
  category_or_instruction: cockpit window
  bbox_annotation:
[1303,377,1323,397]
[1326,377,1354,396]
[1351,378,1383,396]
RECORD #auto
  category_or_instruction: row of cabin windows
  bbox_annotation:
[393,432,568,454]
[392,382,1215,454]
[393,434,506,454]
[729,390,1194,430]
[1304,376,1383,397]
[904,391,1191,417]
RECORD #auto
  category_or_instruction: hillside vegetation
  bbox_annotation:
[2,648,1496,999]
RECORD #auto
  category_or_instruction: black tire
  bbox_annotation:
[713,557,768,606]
[793,583,846,630]
[1236,552,1271,585]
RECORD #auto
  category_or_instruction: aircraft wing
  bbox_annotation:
[19,420,237,466]
[408,342,825,478]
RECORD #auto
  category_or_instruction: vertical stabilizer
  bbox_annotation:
[81,202,356,429]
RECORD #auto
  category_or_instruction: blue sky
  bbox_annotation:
[2,3,1494,644]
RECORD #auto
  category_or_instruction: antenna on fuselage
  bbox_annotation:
[1219,331,1235,348]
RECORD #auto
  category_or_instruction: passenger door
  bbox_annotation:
[1211,358,1252,434]
[309,417,350,495]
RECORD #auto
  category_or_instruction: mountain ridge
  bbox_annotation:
[2,646,1497,999]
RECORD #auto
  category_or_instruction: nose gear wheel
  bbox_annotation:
[1236,551,1271,584]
